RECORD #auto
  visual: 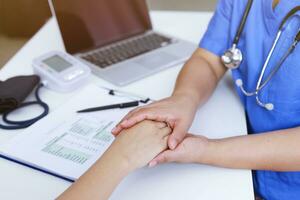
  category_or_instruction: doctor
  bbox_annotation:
[113,0,300,199]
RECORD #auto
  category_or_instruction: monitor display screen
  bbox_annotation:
[43,55,73,72]
[51,0,152,54]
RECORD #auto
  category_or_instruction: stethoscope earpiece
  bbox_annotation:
[235,79,243,87]
[265,103,274,111]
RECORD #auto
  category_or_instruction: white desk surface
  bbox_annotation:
[0,11,254,200]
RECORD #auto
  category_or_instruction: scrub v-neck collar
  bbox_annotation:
[263,0,300,35]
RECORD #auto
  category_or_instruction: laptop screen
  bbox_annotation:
[51,0,152,54]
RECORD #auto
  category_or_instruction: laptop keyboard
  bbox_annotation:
[81,33,173,68]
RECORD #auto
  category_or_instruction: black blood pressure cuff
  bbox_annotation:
[0,75,40,114]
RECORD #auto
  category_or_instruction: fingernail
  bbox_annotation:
[149,161,157,168]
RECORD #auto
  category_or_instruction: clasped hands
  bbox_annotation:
[111,94,210,171]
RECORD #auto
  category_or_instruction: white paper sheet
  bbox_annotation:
[0,85,134,181]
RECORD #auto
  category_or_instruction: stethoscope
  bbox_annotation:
[222,0,300,111]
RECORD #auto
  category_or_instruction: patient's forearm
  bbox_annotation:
[57,147,130,200]
[202,127,300,171]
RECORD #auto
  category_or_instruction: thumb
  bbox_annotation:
[168,125,187,150]
[149,150,177,167]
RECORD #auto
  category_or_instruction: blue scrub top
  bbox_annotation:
[200,0,300,199]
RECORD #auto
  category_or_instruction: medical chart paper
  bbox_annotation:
[0,85,133,181]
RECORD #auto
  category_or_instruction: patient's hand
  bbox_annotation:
[109,120,171,171]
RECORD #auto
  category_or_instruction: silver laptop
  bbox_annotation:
[48,0,196,86]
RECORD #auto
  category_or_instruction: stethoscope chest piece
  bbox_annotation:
[221,45,243,69]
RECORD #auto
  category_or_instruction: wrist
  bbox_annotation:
[100,146,133,176]
[112,145,142,173]
[118,153,138,173]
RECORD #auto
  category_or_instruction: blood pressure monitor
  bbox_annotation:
[33,51,91,93]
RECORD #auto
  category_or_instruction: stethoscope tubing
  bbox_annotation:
[233,0,254,45]
[255,31,282,91]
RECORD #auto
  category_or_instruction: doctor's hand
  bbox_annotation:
[112,94,199,150]
[148,134,210,167]
[111,120,172,171]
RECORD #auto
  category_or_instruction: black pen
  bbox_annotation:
[77,101,139,113]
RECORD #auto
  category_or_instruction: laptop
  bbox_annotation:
[48,0,196,86]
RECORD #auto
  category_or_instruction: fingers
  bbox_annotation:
[149,136,169,167]
[149,150,176,167]
[167,124,187,150]
[112,109,151,135]
[112,108,173,136]
[120,108,142,124]
[121,111,158,128]
[112,108,141,135]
